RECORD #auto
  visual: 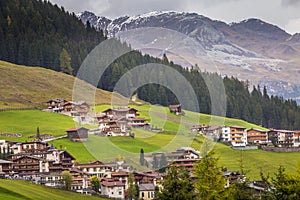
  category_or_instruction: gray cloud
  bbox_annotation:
[50,0,186,18]
[281,0,300,7]
[50,0,300,34]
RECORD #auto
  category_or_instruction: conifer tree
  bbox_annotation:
[127,173,137,200]
[59,48,73,74]
[158,166,194,200]
[194,150,227,200]
[140,148,144,166]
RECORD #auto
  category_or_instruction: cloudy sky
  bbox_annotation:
[50,0,300,34]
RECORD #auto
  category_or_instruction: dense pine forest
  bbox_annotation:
[1,0,300,129]
[0,0,105,73]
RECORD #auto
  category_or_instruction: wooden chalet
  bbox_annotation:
[294,131,300,147]
[6,149,75,175]
[75,160,130,179]
[102,108,138,119]
[169,104,182,115]
[69,168,91,193]
[268,129,295,147]
[247,128,268,144]
[72,101,90,116]
[10,141,49,155]
[47,99,67,112]
[221,126,247,147]
[66,127,89,142]
[168,158,201,171]
[134,171,163,185]
[0,159,12,175]
[127,118,149,128]
[10,155,47,174]
[47,150,75,173]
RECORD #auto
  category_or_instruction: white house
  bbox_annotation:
[101,180,125,199]
[221,126,247,147]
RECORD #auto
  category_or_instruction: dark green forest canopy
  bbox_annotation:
[1,0,300,129]
[0,0,105,73]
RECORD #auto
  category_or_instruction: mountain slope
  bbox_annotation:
[0,60,127,109]
[78,11,300,103]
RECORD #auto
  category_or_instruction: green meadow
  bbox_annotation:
[0,180,107,200]
[0,110,75,140]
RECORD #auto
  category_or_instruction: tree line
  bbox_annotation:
[99,46,300,129]
[1,0,300,129]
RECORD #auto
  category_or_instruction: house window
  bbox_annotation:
[142,192,144,197]
[119,191,122,195]
[148,192,150,198]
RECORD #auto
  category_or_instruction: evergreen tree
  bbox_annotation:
[59,48,73,74]
[127,173,137,200]
[36,126,41,141]
[158,166,194,200]
[140,148,144,166]
[194,150,227,200]
[152,155,159,169]
[159,154,168,172]
[271,166,300,199]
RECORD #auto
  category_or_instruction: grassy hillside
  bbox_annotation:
[0,180,106,200]
[2,104,297,180]
[0,110,74,139]
[50,132,300,180]
[0,60,129,109]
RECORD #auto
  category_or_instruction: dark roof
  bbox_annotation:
[127,118,148,121]
[101,180,125,187]
[111,171,129,177]
[103,108,138,113]
[269,129,295,133]
[66,127,89,132]
[139,183,155,191]
[206,126,222,131]
[47,99,66,103]
[229,126,246,129]
[247,128,267,133]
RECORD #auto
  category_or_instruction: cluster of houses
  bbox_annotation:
[0,139,248,199]
[46,99,90,117]
[0,139,163,198]
[191,125,300,148]
[95,107,150,136]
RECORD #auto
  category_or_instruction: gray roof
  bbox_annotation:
[139,183,155,191]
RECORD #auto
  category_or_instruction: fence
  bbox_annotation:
[0,107,38,112]
[232,146,259,150]
[261,146,300,152]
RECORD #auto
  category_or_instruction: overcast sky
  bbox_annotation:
[50,0,300,34]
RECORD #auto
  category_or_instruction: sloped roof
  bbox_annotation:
[101,180,125,187]
[139,183,155,191]
[66,127,89,132]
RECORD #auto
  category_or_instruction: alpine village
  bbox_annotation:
[0,0,300,200]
